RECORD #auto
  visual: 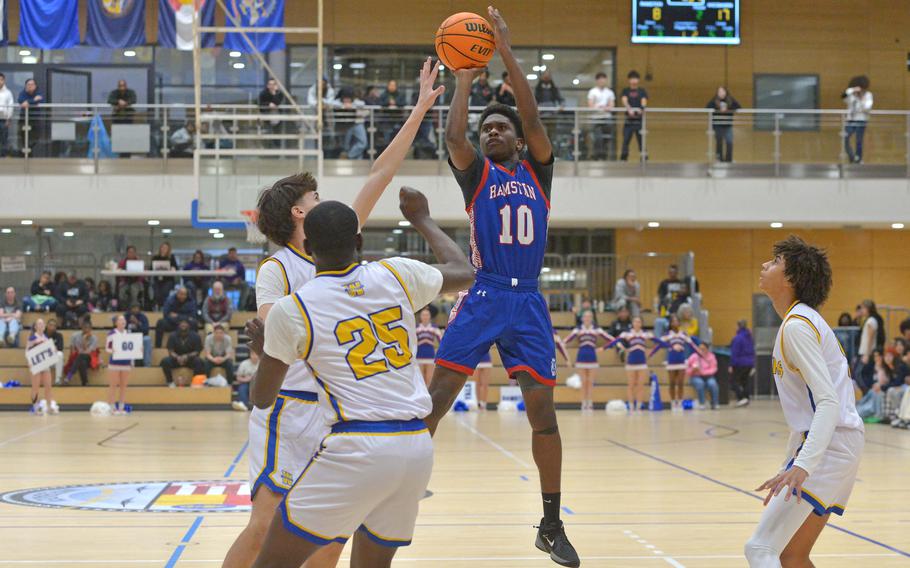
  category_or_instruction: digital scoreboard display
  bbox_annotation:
[632,0,740,45]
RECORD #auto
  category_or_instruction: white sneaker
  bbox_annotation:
[697,403,707,411]
[736,398,750,408]
[232,401,248,411]
[48,400,60,415]
[32,402,45,416]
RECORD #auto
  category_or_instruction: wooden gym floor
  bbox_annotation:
[0,401,907,567]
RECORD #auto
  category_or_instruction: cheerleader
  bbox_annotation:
[563,312,614,411]
[554,329,570,366]
[105,315,133,415]
[475,349,494,410]
[604,316,655,412]
[27,319,58,415]
[649,315,700,411]
[415,308,443,387]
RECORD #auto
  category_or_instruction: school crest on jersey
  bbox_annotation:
[343,281,365,297]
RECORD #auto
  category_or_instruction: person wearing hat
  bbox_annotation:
[730,319,756,407]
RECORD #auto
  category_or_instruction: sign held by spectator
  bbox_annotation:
[113,333,144,360]
[26,342,57,374]
[1,256,26,272]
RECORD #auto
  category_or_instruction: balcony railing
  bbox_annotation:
[2,103,908,178]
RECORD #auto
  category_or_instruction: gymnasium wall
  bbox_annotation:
[615,228,910,344]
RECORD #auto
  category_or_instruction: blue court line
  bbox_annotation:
[223,440,249,478]
[608,440,910,559]
[519,475,529,481]
[561,506,575,515]
[164,515,204,568]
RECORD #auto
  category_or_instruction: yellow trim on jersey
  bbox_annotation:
[326,429,430,438]
[778,324,800,374]
[258,257,290,295]
[378,260,414,310]
[786,300,801,315]
[291,294,314,359]
[787,315,821,344]
[316,263,359,276]
[286,242,315,264]
[800,486,845,511]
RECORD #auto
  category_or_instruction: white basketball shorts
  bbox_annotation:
[786,427,864,516]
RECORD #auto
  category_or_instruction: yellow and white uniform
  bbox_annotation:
[264,258,443,548]
[248,244,324,497]
[771,301,864,516]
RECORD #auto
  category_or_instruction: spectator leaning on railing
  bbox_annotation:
[620,70,648,161]
[155,286,198,349]
[203,281,233,335]
[842,75,873,164]
[18,78,43,157]
[0,72,14,157]
[108,79,136,125]
[706,86,741,163]
[0,287,22,347]
[586,72,615,160]
[336,88,368,160]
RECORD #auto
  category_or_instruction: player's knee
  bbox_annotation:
[744,537,779,567]
[779,548,811,568]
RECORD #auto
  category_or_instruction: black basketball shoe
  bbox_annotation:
[535,518,580,567]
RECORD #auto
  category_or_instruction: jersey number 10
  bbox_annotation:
[499,204,535,245]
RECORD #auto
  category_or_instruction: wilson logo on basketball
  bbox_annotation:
[464,22,492,35]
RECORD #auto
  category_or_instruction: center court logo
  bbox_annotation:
[0,481,252,513]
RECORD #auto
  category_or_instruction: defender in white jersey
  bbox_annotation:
[250,190,474,567]
[223,58,446,568]
[746,236,864,567]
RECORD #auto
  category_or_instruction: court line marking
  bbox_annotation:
[163,515,203,568]
[608,439,910,559]
[222,440,249,478]
[455,416,532,469]
[0,421,64,449]
[97,422,139,447]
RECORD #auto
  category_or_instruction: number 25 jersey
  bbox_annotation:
[263,258,443,425]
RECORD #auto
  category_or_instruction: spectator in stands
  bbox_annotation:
[586,72,615,160]
[94,280,116,312]
[55,272,89,329]
[837,312,855,327]
[183,249,211,304]
[27,319,57,415]
[883,347,909,421]
[108,79,136,125]
[856,299,885,390]
[857,349,888,420]
[843,75,873,164]
[18,79,43,157]
[201,105,233,150]
[535,71,564,108]
[260,78,287,149]
[45,318,65,384]
[654,264,685,337]
[155,286,198,349]
[203,323,235,383]
[574,298,598,327]
[84,278,98,311]
[677,303,699,338]
[668,282,691,317]
[706,86,741,163]
[0,286,22,347]
[203,281,233,335]
[70,319,98,387]
[687,343,719,410]
[160,319,205,387]
[496,71,516,106]
[469,69,494,108]
[729,320,755,407]
[379,79,407,149]
[306,76,337,107]
[363,85,382,106]
[409,83,438,160]
[612,269,641,317]
[151,242,179,309]
[901,318,910,346]
[124,303,151,367]
[117,245,146,308]
[105,315,133,415]
[609,305,633,338]
[234,350,258,411]
[218,248,248,309]
[337,88,368,159]
[170,121,195,157]
[0,73,13,157]
[620,70,648,162]
[24,271,57,312]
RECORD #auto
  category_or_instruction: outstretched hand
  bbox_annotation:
[756,466,809,506]
[399,186,431,225]
[487,6,511,52]
[415,57,446,111]
[245,317,264,357]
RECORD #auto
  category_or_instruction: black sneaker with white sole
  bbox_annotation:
[535,518,580,567]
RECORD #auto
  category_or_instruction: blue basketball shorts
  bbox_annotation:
[435,273,557,386]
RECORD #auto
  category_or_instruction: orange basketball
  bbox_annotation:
[434,12,496,70]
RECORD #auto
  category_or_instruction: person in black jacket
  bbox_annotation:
[55,272,89,328]
[151,241,179,309]
[155,286,198,348]
[160,320,205,386]
[24,271,57,312]
[706,86,741,163]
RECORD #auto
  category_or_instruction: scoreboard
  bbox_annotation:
[632,0,740,45]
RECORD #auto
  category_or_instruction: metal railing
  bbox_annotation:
[3,103,909,178]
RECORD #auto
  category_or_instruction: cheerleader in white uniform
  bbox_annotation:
[604,316,655,412]
[563,311,615,411]
[415,308,443,387]
[105,315,133,415]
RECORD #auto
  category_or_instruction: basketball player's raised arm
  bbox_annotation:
[487,6,553,164]
[350,57,445,228]
[399,187,474,294]
[445,68,482,171]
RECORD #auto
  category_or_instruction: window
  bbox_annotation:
[753,74,820,131]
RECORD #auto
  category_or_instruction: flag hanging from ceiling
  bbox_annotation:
[18,0,80,49]
[223,0,286,54]
[0,0,8,47]
[158,0,215,50]
[86,0,147,48]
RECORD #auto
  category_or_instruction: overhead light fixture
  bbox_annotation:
[232,62,246,70]
[542,53,555,61]
[333,63,343,70]
[20,220,33,226]
[22,56,37,64]
[19,49,31,56]
[349,62,366,70]
[23,250,32,256]
[392,229,403,235]
[0,229,11,234]
[526,73,538,81]
[397,220,411,227]
[63,231,75,237]
[147,219,160,226]
[161,228,173,234]
[770,222,783,229]
[208,228,220,234]
[439,64,445,70]
[229,51,242,58]
[43,227,54,233]
[213,233,225,239]
[541,267,552,273]
[647,221,660,228]
[123,50,137,57]
[289,62,304,68]
[572,78,580,85]
[892,222,905,229]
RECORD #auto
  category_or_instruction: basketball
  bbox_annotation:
[434,12,495,70]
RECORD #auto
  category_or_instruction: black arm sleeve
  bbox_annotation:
[449,148,486,207]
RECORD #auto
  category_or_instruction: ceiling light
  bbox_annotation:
[147,219,160,226]
[647,221,660,228]
[541,267,552,273]
[770,222,783,229]
[20,220,33,225]
[19,49,31,56]
[209,228,220,234]
[229,51,242,58]
[289,62,304,68]
[213,233,225,239]
[542,53,555,61]
[23,250,32,256]
[43,227,54,233]
[397,220,411,227]
[232,62,246,70]
[572,78,580,85]
[526,73,538,81]
[349,62,366,70]
[892,222,905,229]
[0,229,10,234]
[161,228,173,234]
[123,50,137,57]
[392,229,403,235]
[22,56,37,64]
[333,63,343,70]
[63,231,75,237]
[439,64,445,70]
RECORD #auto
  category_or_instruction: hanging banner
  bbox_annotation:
[18,0,80,49]
[223,0,286,54]
[158,0,215,50]
[86,0,147,48]
[0,0,8,47]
